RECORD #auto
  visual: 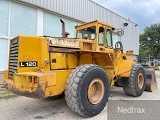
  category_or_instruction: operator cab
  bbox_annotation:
[49,20,123,53]
[75,20,115,52]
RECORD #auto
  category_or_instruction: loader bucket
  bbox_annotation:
[144,67,157,92]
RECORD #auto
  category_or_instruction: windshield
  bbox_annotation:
[77,26,96,40]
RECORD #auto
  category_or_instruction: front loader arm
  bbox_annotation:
[113,49,134,78]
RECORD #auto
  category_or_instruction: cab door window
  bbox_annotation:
[98,27,104,45]
[106,29,112,47]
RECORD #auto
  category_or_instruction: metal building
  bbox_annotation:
[0,0,139,71]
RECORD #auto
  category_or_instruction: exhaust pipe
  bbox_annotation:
[60,19,69,38]
[60,19,65,38]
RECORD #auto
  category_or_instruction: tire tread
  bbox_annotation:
[123,64,145,97]
[65,64,99,117]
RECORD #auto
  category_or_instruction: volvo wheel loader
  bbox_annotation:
[4,19,157,117]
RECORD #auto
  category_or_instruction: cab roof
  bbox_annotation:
[75,20,115,30]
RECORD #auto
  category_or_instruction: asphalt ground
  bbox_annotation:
[0,71,160,120]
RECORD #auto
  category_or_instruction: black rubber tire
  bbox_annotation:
[115,77,123,87]
[123,64,146,97]
[65,64,110,117]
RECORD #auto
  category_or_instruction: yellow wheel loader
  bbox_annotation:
[4,19,157,117]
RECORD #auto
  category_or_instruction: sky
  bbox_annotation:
[93,0,160,32]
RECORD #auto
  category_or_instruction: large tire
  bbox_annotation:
[65,64,110,117]
[123,64,145,97]
[115,77,124,87]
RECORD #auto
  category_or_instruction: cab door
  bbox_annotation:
[105,29,113,48]
[97,26,105,52]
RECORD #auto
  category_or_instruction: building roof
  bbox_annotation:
[17,0,136,25]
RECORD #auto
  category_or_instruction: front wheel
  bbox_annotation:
[65,64,110,117]
[123,64,145,97]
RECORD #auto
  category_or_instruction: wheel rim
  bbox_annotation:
[88,78,104,104]
[137,73,144,89]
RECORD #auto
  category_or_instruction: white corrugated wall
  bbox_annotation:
[17,0,139,55]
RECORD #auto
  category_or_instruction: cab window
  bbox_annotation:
[98,27,104,45]
[77,26,96,40]
[106,29,112,47]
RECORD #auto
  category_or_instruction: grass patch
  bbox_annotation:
[0,87,17,100]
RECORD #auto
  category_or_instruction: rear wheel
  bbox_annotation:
[65,64,110,117]
[88,78,105,104]
[123,64,145,97]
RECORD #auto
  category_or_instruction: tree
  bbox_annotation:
[139,23,160,59]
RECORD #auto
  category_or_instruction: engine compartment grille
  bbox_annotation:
[8,38,19,79]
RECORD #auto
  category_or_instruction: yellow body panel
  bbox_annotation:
[45,70,71,97]
[79,53,93,65]
[50,53,67,69]
[4,20,134,98]
[117,60,133,77]
[67,54,78,68]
